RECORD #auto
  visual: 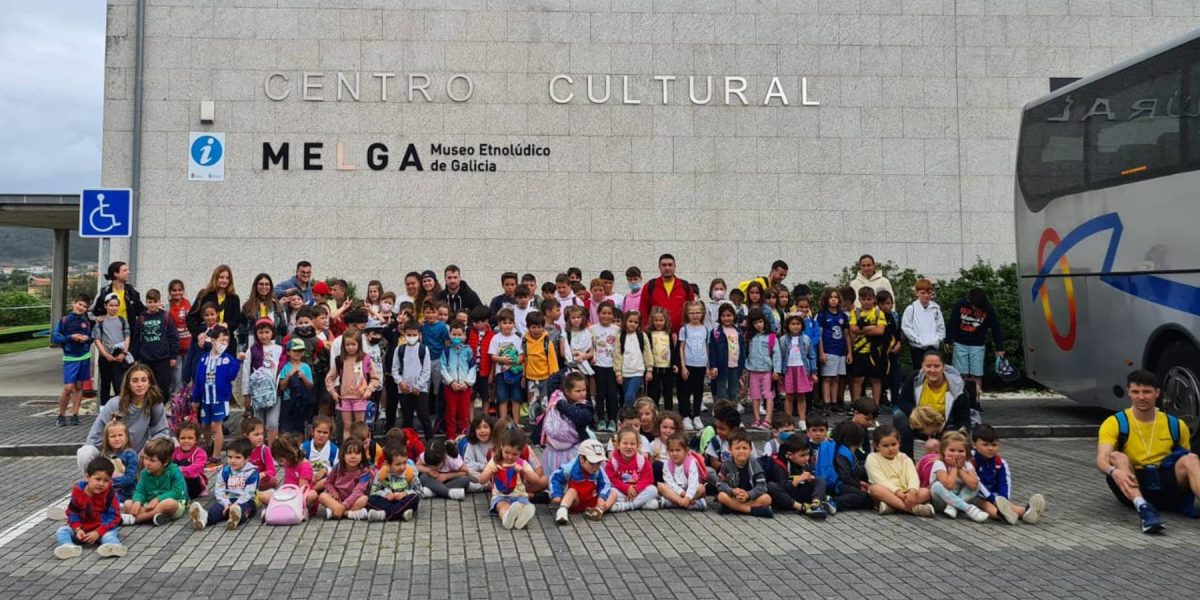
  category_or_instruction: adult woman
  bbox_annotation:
[398,271,421,306]
[414,269,441,312]
[240,272,287,349]
[895,350,976,457]
[187,265,243,348]
[849,254,894,308]
[76,364,170,474]
[90,261,144,321]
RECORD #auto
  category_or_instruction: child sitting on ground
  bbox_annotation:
[703,401,741,474]
[123,437,188,526]
[173,422,208,500]
[258,434,317,510]
[814,422,871,514]
[551,439,617,524]
[930,430,989,522]
[188,438,259,530]
[909,407,946,487]
[866,425,935,517]
[715,429,773,518]
[416,439,475,500]
[971,424,1046,525]
[100,420,138,503]
[656,434,707,511]
[316,437,371,520]
[648,411,682,464]
[241,416,277,491]
[54,456,126,560]
[606,427,659,512]
[760,412,797,465]
[366,442,421,522]
[806,412,829,446]
[850,396,879,462]
[478,428,543,529]
[460,415,496,478]
[766,437,827,519]
[303,416,339,491]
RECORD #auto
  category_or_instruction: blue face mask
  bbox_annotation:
[779,431,794,441]
[450,336,464,345]
[629,282,642,292]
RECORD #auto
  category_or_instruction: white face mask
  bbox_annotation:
[405,335,419,346]
[712,290,726,301]
[381,302,393,313]
[214,342,228,355]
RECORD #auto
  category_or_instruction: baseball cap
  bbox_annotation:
[287,338,306,352]
[364,318,384,332]
[578,439,606,464]
[312,281,330,296]
[420,270,438,281]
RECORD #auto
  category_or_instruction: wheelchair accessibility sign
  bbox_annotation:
[79,189,132,238]
[188,132,225,181]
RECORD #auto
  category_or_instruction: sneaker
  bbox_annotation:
[583,507,604,521]
[96,543,127,558]
[1024,493,1046,524]
[822,500,838,516]
[610,501,631,513]
[189,503,206,530]
[401,509,415,522]
[448,488,466,501]
[512,503,536,530]
[994,496,1019,525]
[758,405,767,417]
[121,513,136,526]
[227,504,242,529]
[757,419,771,430]
[683,418,695,432]
[944,505,958,519]
[877,502,896,515]
[692,416,704,431]
[798,420,806,431]
[367,509,386,522]
[807,502,827,520]
[691,498,707,511]
[152,513,170,527]
[54,543,82,560]
[55,415,66,427]
[421,487,434,499]
[501,505,519,529]
[520,404,529,419]
[319,506,334,520]
[750,506,774,518]
[69,415,80,426]
[643,498,659,510]
[555,507,569,525]
[347,508,368,520]
[45,507,67,521]
[912,503,936,518]
[964,505,989,522]
[467,482,488,493]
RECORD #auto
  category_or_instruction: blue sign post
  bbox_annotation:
[79,188,132,238]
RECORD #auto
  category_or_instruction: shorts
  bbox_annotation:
[747,370,774,401]
[495,378,523,403]
[170,499,188,519]
[199,400,228,424]
[566,480,599,513]
[338,398,368,413]
[783,365,813,394]
[1106,450,1194,511]
[63,360,91,384]
[849,354,884,379]
[820,355,846,377]
[489,494,530,514]
[953,344,985,377]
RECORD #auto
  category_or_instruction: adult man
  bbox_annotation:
[274,261,314,304]
[1097,369,1200,534]
[849,255,893,308]
[638,254,694,334]
[737,260,789,295]
[437,265,483,314]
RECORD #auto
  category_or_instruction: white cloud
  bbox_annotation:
[0,0,105,193]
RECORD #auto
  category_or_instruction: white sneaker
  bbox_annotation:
[912,503,936,518]
[121,513,136,526]
[227,504,242,529]
[877,502,895,515]
[319,507,334,520]
[691,498,707,511]
[512,503,536,530]
[449,488,466,501]
[643,498,659,510]
[798,420,807,431]
[467,482,488,493]
[401,509,415,522]
[346,508,368,521]
[367,509,386,522]
[96,543,127,558]
[693,416,704,430]
[944,505,958,519]
[683,418,695,432]
[54,543,82,560]
[995,496,1019,525]
[1023,493,1046,524]
[611,501,631,513]
[555,507,569,525]
[189,502,206,530]
[421,487,434,499]
[501,505,519,529]
[965,505,989,522]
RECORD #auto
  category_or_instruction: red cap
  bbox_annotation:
[312,281,330,295]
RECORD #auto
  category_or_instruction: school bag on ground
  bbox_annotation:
[262,484,307,525]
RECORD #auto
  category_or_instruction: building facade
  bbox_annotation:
[102,0,1200,293]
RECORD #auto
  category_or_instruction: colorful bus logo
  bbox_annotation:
[1036,227,1077,351]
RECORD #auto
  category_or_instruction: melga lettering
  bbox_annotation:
[548,75,819,106]
[261,142,424,171]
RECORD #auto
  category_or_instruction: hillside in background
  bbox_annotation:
[0,227,98,266]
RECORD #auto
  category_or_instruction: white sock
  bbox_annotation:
[556,506,568,519]
[347,508,367,520]
[1133,497,1147,510]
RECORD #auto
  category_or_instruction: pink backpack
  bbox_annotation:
[262,484,308,525]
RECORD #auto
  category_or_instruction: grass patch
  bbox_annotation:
[0,337,49,356]
[0,324,47,335]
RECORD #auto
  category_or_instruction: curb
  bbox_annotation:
[0,443,79,457]
[992,424,1095,438]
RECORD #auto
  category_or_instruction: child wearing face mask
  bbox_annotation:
[704,278,732,331]
[440,320,476,438]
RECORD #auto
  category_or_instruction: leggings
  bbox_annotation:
[400,392,433,441]
[383,376,400,431]
[931,481,978,511]
[829,484,871,511]
[593,366,619,423]
[418,473,471,498]
[206,500,256,525]
[614,485,660,510]
[367,493,421,520]
[676,366,706,419]
[648,366,674,410]
[98,359,128,406]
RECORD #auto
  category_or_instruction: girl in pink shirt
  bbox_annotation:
[605,427,658,512]
[259,433,318,511]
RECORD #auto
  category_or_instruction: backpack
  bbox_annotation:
[168,383,195,435]
[262,484,308,525]
[284,365,316,408]
[641,277,693,306]
[396,344,427,370]
[1114,410,1184,456]
[540,390,580,450]
[665,450,708,483]
[248,365,278,409]
[813,440,855,495]
[522,335,556,373]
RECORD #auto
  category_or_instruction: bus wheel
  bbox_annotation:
[1158,341,1200,445]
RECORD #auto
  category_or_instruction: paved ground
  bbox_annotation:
[0,348,61,397]
[2,438,1199,599]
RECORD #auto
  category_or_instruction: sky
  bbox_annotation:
[0,0,105,194]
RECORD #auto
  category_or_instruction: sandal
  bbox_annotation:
[583,507,603,521]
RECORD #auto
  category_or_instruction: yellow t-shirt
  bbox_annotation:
[115,289,127,320]
[662,278,675,296]
[918,380,948,415]
[849,307,886,354]
[217,292,226,323]
[1099,409,1191,469]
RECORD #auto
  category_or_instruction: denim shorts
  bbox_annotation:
[953,344,985,377]
[495,379,523,403]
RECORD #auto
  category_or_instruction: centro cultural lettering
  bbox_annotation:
[548,75,821,106]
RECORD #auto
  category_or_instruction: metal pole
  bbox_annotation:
[128,0,146,286]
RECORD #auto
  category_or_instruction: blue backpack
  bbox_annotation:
[1114,410,1184,455]
[813,439,855,495]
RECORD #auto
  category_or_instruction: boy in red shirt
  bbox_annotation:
[55,456,126,559]
[467,306,494,413]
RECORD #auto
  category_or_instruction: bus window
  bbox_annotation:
[1017,97,1084,212]
[1086,68,1181,186]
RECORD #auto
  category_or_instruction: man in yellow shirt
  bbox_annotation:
[1097,369,1200,534]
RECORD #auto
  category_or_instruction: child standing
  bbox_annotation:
[316,438,372,520]
[242,319,283,442]
[714,429,773,518]
[327,333,381,430]
[930,431,989,522]
[100,421,138,504]
[849,287,887,409]
[743,309,781,431]
[488,310,525,424]
[605,427,659,512]
[613,311,652,407]
[645,307,674,411]
[550,439,617,524]
[467,306,494,415]
[391,321,434,440]
[677,301,709,431]
[193,325,241,460]
[172,422,208,499]
[562,305,594,396]
[765,437,827,519]
[540,373,595,476]
[131,289,181,397]
[416,439,475,500]
[866,425,935,517]
[656,434,707,510]
[124,437,188,525]
[703,278,732,331]
[277,338,315,436]
[95,293,132,407]
[188,438,259,530]
[523,312,559,427]
[441,320,477,438]
[366,443,421,522]
[589,303,620,432]
[52,295,93,427]
[512,285,537,336]
[54,456,125,560]
[971,424,1046,525]
[168,281,191,392]
[478,428,543,529]
[816,289,850,414]
[241,416,277,491]
[706,305,743,415]
[779,314,817,429]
